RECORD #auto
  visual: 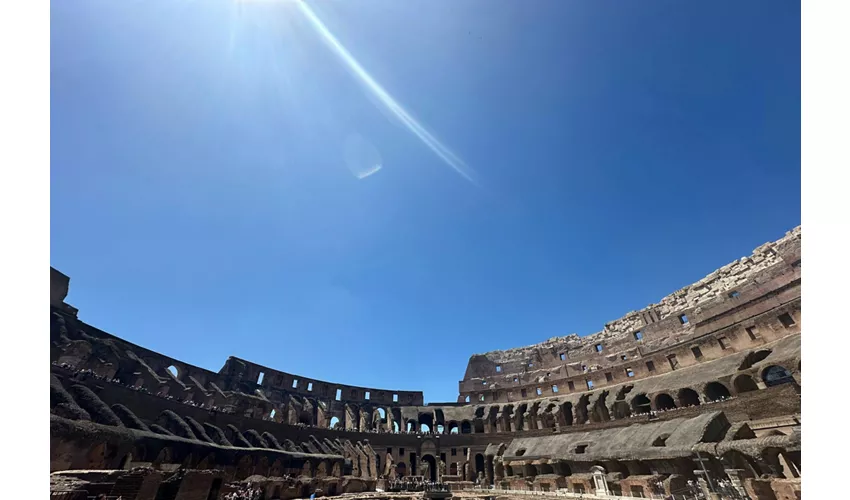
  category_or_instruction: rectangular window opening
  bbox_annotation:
[552,385,559,393]
[746,326,760,340]
[679,314,689,325]
[778,313,796,328]
[257,372,265,385]
[400,448,405,456]
[691,346,703,360]
[634,331,643,341]
[729,291,740,298]
[595,344,603,352]
[335,389,342,401]
[495,365,501,373]
[575,445,587,454]
[521,389,528,398]
[567,381,575,391]
[718,336,730,350]
[667,354,679,370]
[292,379,298,389]
[605,372,613,382]
[586,379,594,389]
[307,382,313,392]
[536,387,542,396]
[451,448,457,456]
[393,393,399,402]
[626,368,634,378]
[646,360,656,372]
[365,391,370,400]
[464,395,470,402]
[479,394,485,401]
[507,391,514,400]
[559,352,566,361]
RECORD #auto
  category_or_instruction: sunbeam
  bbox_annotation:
[294,1,478,185]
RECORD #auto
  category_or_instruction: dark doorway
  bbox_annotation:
[422,454,437,482]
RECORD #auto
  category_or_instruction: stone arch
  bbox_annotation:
[762,365,794,387]
[654,393,677,411]
[539,462,554,474]
[460,420,472,434]
[612,401,631,419]
[396,462,407,478]
[448,421,459,434]
[166,365,179,379]
[677,388,701,407]
[631,394,651,414]
[733,374,759,393]
[421,454,437,481]
[704,381,731,402]
[738,349,773,370]
[329,416,341,429]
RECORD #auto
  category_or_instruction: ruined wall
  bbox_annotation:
[458,226,801,403]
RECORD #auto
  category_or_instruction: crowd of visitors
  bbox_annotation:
[386,478,450,492]
[221,482,263,500]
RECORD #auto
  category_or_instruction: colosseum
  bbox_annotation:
[50,226,801,500]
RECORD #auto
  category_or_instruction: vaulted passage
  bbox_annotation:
[678,388,701,407]
[654,393,677,411]
[733,374,759,393]
[632,394,651,414]
[704,382,731,402]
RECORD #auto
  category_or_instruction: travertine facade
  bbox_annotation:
[50,226,802,500]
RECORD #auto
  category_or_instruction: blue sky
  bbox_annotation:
[51,0,800,403]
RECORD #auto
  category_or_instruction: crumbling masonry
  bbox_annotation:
[50,226,801,500]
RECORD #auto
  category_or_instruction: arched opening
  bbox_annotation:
[539,463,554,474]
[461,420,472,434]
[448,421,459,434]
[654,393,677,411]
[704,382,731,402]
[733,374,759,393]
[475,454,485,477]
[378,408,386,420]
[392,421,399,433]
[375,454,382,477]
[396,462,407,478]
[420,422,431,433]
[631,394,651,414]
[269,409,276,420]
[419,412,434,432]
[678,388,701,407]
[406,420,417,433]
[738,349,773,370]
[473,420,485,433]
[421,455,437,481]
[450,462,458,475]
[762,365,794,387]
[436,424,444,433]
[523,463,537,478]
[167,365,179,378]
[612,401,631,419]
[560,402,573,426]
[329,416,341,429]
